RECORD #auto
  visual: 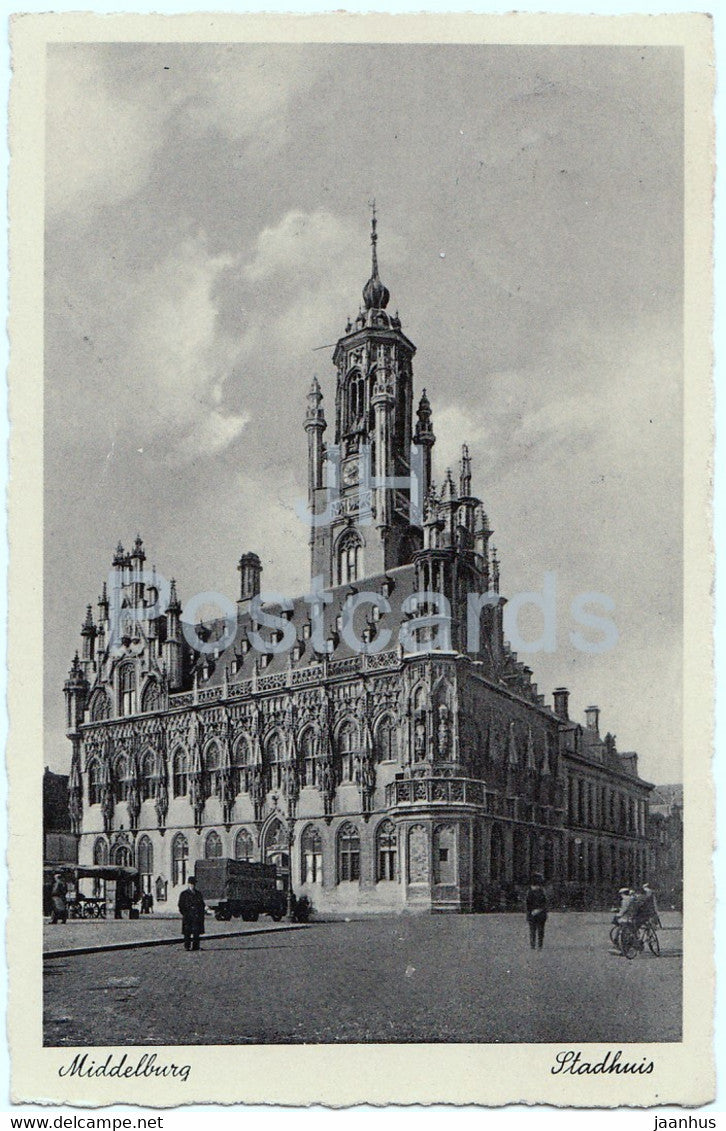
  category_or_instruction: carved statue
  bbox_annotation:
[437,705,450,760]
[283,759,299,805]
[414,715,426,759]
[250,764,266,820]
[155,748,169,830]
[320,758,336,816]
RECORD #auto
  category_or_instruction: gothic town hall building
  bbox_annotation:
[65,220,653,914]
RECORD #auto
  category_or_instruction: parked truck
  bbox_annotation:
[194,858,287,922]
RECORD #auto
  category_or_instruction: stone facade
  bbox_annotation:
[64,219,653,913]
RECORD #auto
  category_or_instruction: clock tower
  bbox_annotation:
[306,210,435,589]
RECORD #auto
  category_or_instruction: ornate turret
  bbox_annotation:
[460,443,472,497]
[163,578,183,691]
[304,375,327,508]
[64,652,88,735]
[308,207,419,587]
[80,604,96,664]
[414,388,435,500]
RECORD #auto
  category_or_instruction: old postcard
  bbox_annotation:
[8,10,714,1107]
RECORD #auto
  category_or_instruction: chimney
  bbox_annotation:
[585,705,600,733]
[238,552,262,612]
[553,687,569,721]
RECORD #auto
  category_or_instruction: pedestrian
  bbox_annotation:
[526,873,548,950]
[178,876,205,951]
[50,872,68,924]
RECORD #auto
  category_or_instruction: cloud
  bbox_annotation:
[46,233,249,468]
[45,45,319,221]
[45,48,161,218]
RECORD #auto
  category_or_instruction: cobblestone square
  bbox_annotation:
[44,911,682,1046]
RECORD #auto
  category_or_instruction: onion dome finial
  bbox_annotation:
[362,201,390,311]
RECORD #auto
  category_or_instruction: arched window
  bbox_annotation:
[89,690,111,722]
[88,760,101,806]
[205,830,222,859]
[337,822,360,882]
[300,729,317,788]
[348,370,364,428]
[301,825,323,884]
[231,736,250,795]
[114,756,129,802]
[141,679,162,714]
[172,748,187,798]
[266,731,285,791]
[137,835,153,894]
[234,828,254,861]
[141,752,156,801]
[337,530,362,586]
[118,664,136,717]
[376,819,397,881]
[204,742,221,796]
[338,721,358,783]
[172,833,189,886]
[376,715,397,763]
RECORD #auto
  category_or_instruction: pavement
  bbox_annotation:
[43,914,306,958]
[44,911,682,1046]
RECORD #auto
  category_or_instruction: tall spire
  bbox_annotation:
[363,202,390,311]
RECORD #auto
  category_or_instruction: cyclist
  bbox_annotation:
[634,882,661,930]
[613,887,636,925]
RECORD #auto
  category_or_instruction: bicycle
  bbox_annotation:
[615,919,660,959]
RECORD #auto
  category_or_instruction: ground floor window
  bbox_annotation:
[377,820,397,881]
[205,830,223,859]
[172,833,189,886]
[301,825,323,884]
[138,835,153,895]
[235,828,254,861]
[337,822,360,882]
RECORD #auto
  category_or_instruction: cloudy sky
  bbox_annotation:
[44,43,683,783]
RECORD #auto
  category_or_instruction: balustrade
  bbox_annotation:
[386,776,487,809]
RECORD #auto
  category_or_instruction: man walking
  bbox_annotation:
[178,876,205,951]
[526,873,548,949]
[50,872,68,924]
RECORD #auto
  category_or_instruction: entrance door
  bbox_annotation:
[263,818,290,892]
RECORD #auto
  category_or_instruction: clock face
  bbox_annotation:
[342,459,359,488]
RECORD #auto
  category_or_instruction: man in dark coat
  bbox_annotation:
[50,873,68,924]
[178,876,205,951]
[526,873,548,949]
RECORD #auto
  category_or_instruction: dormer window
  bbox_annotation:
[337,529,362,586]
[302,622,311,641]
[118,663,135,717]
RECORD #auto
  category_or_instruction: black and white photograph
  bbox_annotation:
[8,11,714,1108]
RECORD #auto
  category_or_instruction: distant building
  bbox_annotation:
[43,768,77,867]
[63,218,653,913]
[648,784,683,910]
